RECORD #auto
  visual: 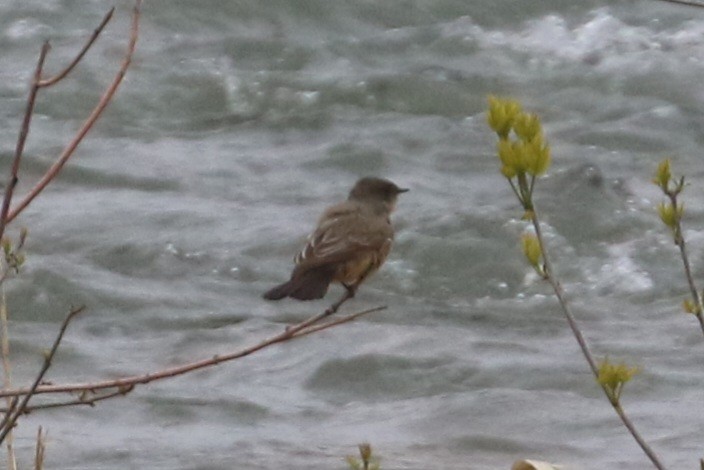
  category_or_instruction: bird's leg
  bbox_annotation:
[285,284,358,333]
[342,282,357,297]
[324,283,357,317]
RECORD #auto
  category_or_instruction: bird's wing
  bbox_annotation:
[294,202,392,269]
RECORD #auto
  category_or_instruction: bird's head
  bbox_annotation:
[348,177,408,213]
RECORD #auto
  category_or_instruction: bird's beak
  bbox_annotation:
[396,187,409,194]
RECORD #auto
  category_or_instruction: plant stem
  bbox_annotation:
[530,208,667,470]
[530,212,597,376]
[667,193,704,337]
[0,288,15,470]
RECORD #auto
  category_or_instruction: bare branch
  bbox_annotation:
[6,0,142,225]
[0,305,386,400]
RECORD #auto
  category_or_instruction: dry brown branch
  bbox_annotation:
[0,305,386,401]
[0,6,117,242]
[5,0,141,226]
[0,43,50,243]
[0,306,84,445]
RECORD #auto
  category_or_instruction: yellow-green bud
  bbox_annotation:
[497,139,521,177]
[683,298,700,315]
[525,134,551,177]
[653,158,671,192]
[500,164,516,179]
[1,237,10,257]
[597,357,639,404]
[656,201,683,230]
[513,112,542,142]
[521,233,542,269]
[487,95,521,139]
[358,443,372,462]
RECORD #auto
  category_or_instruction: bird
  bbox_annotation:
[263,177,408,304]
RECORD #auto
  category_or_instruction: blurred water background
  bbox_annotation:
[1,0,704,468]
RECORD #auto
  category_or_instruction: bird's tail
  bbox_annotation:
[262,266,335,301]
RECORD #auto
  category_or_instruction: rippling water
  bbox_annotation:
[1,1,704,469]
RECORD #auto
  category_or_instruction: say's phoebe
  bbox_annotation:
[263,177,408,301]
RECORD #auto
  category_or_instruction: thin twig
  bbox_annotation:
[34,426,46,470]
[0,305,386,400]
[667,192,704,336]
[0,306,84,445]
[1,289,12,392]
[530,210,667,470]
[38,7,115,87]
[0,398,17,432]
[654,0,704,7]
[1,304,380,413]
[0,287,16,469]
[285,289,358,334]
[0,386,133,414]
[6,0,142,225]
[530,214,598,376]
[612,403,667,470]
[291,305,386,338]
[0,43,51,243]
